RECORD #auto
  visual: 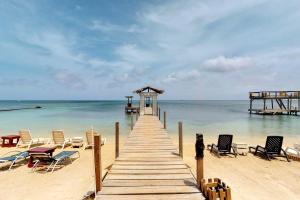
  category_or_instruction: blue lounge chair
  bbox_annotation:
[0,151,29,170]
[32,151,80,172]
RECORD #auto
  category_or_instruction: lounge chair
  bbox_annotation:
[249,136,290,162]
[32,151,79,172]
[285,144,300,160]
[209,134,237,157]
[17,129,44,149]
[84,130,106,150]
[52,130,71,149]
[0,151,29,170]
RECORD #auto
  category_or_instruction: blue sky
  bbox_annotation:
[0,0,300,100]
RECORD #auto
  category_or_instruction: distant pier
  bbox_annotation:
[125,96,139,113]
[249,91,300,115]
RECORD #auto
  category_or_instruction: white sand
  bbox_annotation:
[0,135,299,200]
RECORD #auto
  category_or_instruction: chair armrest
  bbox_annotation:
[211,143,218,152]
[248,146,256,153]
[255,145,266,154]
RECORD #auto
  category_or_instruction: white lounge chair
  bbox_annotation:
[17,129,44,149]
[52,130,71,149]
[286,144,300,157]
[84,130,106,150]
[0,151,29,170]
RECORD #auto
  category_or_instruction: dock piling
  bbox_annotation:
[94,134,102,192]
[130,112,133,130]
[115,122,119,159]
[178,121,183,158]
[163,111,166,129]
[195,133,204,189]
[159,107,161,120]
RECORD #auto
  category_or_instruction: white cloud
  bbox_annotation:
[51,69,86,89]
[90,20,144,33]
[115,44,155,64]
[162,69,201,84]
[203,56,253,72]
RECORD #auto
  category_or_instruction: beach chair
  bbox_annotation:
[0,151,29,170]
[52,130,71,149]
[47,151,80,172]
[17,129,44,149]
[285,144,300,160]
[209,134,237,157]
[249,136,290,162]
[84,130,106,150]
[32,151,79,172]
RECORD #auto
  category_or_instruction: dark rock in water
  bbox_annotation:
[0,106,42,112]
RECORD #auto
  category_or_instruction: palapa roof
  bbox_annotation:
[134,86,164,94]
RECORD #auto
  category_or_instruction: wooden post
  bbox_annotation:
[195,134,204,189]
[94,134,102,192]
[136,112,138,122]
[249,99,253,114]
[115,122,119,159]
[130,112,133,130]
[287,99,290,115]
[163,111,166,129]
[178,121,183,158]
[159,107,161,120]
[298,92,300,113]
[263,99,266,110]
[271,99,274,109]
[289,99,292,115]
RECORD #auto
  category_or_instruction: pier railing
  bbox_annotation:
[249,91,300,99]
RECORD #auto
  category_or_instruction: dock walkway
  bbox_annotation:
[96,114,204,200]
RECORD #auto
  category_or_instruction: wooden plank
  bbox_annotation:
[105,174,194,180]
[100,185,200,195]
[102,179,196,187]
[96,193,205,200]
[109,169,191,174]
[111,164,187,170]
[114,161,184,165]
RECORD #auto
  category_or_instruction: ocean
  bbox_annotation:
[0,100,299,140]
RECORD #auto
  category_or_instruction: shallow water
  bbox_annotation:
[0,100,299,140]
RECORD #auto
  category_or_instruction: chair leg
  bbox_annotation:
[281,149,290,162]
[62,142,66,149]
[265,152,271,161]
[254,146,259,155]
[51,160,60,173]
[231,147,237,157]
[8,160,16,171]
[47,161,55,172]
[32,160,40,172]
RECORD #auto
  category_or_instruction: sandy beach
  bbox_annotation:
[0,134,299,200]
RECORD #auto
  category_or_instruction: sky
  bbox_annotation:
[0,0,300,100]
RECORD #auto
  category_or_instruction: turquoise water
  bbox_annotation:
[0,100,299,140]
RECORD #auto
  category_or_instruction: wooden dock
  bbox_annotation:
[249,91,300,116]
[95,114,205,200]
